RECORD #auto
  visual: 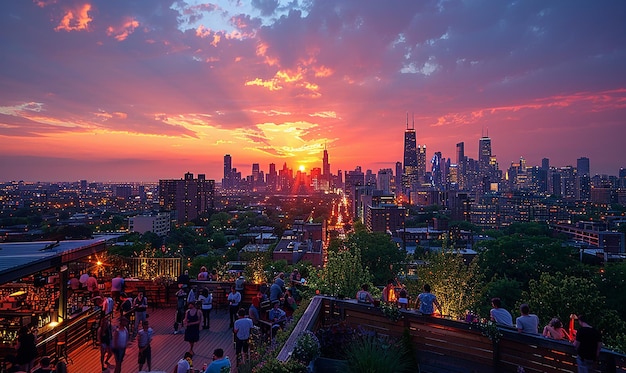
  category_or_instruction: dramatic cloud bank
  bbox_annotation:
[1,0,625,181]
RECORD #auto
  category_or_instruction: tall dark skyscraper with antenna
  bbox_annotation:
[403,114,418,192]
[478,135,492,174]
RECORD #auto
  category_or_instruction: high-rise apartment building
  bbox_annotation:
[377,169,393,193]
[159,172,215,223]
[577,157,590,176]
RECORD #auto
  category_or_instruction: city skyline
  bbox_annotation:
[1,1,626,182]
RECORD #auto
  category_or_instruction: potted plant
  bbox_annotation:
[292,330,321,369]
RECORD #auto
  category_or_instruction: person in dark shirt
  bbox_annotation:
[32,356,53,373]
[15,326,37,372]
[573,314,602,373]
[177,270,190,286]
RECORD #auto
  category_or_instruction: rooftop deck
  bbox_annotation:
[65,306,238,373]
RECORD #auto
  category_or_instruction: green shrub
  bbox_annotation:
[345,335,414,373]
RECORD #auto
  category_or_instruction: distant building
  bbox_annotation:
[272,220,325,267]
[159,173,215,224]
[128,212,171,237]
[552,222,625,254]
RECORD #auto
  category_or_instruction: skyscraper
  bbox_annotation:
[456,142,466,190]
[577,157,590,176]
[322,145,331,190]
[417,145,427,185]
[394,161,403,195]
[377,168,393,193]
[478,136,492,174]
[323,145,330,180]
[403,115,418,192]
[223,154,232,189]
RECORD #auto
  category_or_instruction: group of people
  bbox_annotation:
[488,297,603,373]
[357,281,442,316]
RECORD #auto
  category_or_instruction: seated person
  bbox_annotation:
[268,300,287,335]
[33,356,54,373]
[397,288,409,309]
[356,284,375,303]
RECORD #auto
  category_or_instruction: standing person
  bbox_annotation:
[199,288,213,330]
[133,291,148,337]
[175,351,193,373]
[187,286,197,305]
[543,318,570,340]
[356,284,375,304]
[102,294,115,318]
[86,273,99,295]
[516,304,540,334]
[490,297,514,327]
[233,308,254,365]
[97,316,113,371]
[573,314,602,373]
[110,274,124,305]
[235,274,245,293]
[184,302,202,354]
[227,285,241,329]
[15,326,37,373]
[111,317,130,373]
[174,285,188,334]
[415,284,442,316]
[136,320,153,373]
[118,293,133,324]
[205,348,231,373]
[177,270,190,287]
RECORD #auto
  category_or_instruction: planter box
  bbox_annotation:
[313,357,348,373]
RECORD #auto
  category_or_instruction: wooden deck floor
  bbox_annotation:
[66,306,238,373]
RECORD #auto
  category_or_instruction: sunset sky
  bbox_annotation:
[1,0,625,182]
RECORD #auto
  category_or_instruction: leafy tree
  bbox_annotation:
[475,235,576,288]
[474,276,522,319]
[597,262,626,320]
[315,247,372,298]
[416,252,481,318]
[141,231,163,249]
[523,272,626,352]
[345,231,405,286]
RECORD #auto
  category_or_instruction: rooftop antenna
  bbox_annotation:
[412,112,415,130]
[406,112,409,129]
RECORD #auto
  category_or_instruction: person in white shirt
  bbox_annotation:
[489,297,514,327]
[516,303,540,334]
[111,317,130,373]
[233,308,254,365]
[227,285,241,329]
[175,351,193,373]
[199,288,213,330]
[136,320,153,372]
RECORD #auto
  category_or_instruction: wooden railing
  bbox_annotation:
[280,296,626,373]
